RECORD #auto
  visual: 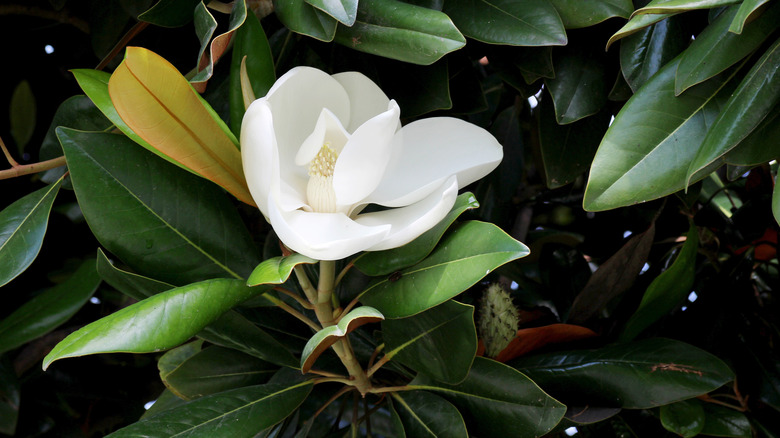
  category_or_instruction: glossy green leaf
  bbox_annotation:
[164,346,277,400]
[633,0,740,16]
[510,338,734,409]
[620,225,698,341]
[106,380,313,437]
[700,403,752,437]
[0,259,100,354]
[248,254,317,286]
[59,128,260,285]
[190,0,247,88]
[583,56,739,211]
[141,389,188,420]
[199,311,299,369]
[539,100,610,189]
[660,399,706,437]
[358,221,529,318]
[675,3,780,95]
[138,0,201,26]
[355,192,479,276]
[159,340,204,383]
[9,80,36,155]
[382,301,476,384]
[545,45,607,124]
[686,36,780,182]
[444,0,566,46]
[390,391,468,438]
[0,176,64,287]
[411,357,566,438]
[334,0,466,65]
[724,104,780,166]
[372,60,452,117]
[95,248,174,301]
[42,278,263,370]
[773,176,780,227]
[274,0,338,41]
[548,0,633,28]
[607,12,676,49]
[0,357,19,435]
[729,0,772,34]
[229,9,275,137]
[305,0,357,25]
[620,14,687,92]
[300,306,384,372]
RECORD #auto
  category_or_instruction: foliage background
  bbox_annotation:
[0,0,779,436]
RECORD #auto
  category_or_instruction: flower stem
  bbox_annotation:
[311,260,372,396]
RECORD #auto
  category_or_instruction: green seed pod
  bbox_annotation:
[478,283,519,357]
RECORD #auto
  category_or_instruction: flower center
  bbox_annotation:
[306,143,338,213]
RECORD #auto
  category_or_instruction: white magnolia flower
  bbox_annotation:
[241,67,503,261]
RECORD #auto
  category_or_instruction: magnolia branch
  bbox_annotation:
[0,137,67,180]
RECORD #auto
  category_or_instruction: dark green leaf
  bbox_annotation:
[164,346,277,400]
[545,45,607,124]
[141,389,188,420]
[9,80,36,155]
[724,103,780,166]
[229,8,275,137]
[275,0,338,41]
[539,99,610,189]
[106,380,313,437]
[675,3,780,95]
[0,259,100,354]
[358,221,529,318]
[411,357,566,438]
[390,391,468,438]
[0,176,64,287]
[510,338,735,409]
[199,311,299,369]
[382,300,476,384]
[633,0,740,16]
[607,12,677,49]
[583,56,739,211]
[42,278,264,370]
[549,0,633,28]
[444,0,566,46]
[355,192,479,276]
[620,224,698,341]
[305,0,357,25]
[700,403,752,437]
[96,248,174,301]
[0,357,19,435]
[620,14,687,92]
[59,128,260,285]
[159,340,204,384]
[660,399,706,437]
[334,0,466,65]
[248,254,317,286]
[374,60,452,117]
[729,0,772,34]
[138,0,201,26]
[687,36,780,181]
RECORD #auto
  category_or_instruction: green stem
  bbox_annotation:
[311,260,372,396]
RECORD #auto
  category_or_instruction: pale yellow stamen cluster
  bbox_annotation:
[306,143,339,213]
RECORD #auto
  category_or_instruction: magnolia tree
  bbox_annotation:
[1,0,778,437]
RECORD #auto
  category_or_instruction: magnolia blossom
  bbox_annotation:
[241,67,502,261]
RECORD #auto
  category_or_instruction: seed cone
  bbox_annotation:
[478,283,519,358]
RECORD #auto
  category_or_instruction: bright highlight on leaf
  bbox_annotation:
[108,46,255,206]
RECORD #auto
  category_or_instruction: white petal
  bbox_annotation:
[355,176,458,251]
[333,71,391,132]
[265,67,351,180]
[333,100,401,207]
[365,117,503,207]
[241,99,277,219]
[295,108,351,166]
[268,194,391,261]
